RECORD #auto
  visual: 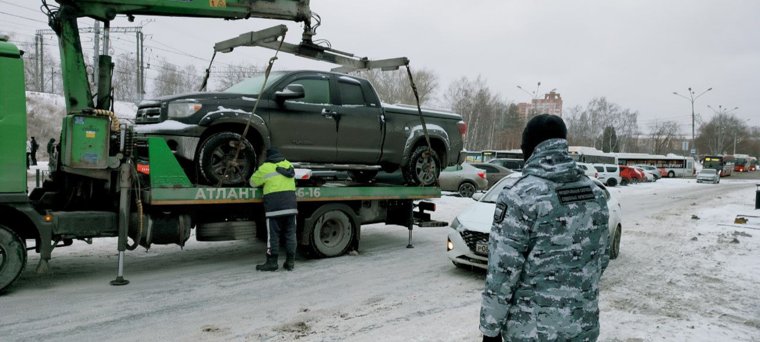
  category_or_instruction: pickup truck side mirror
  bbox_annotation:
[275,84,305,103]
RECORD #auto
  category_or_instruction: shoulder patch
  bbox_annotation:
[556,185,595,204]
[493,202,508,224]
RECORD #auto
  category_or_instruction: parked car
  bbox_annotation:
[696,168,720,184]
[470,163,513,188]
[593,164,622,187]
[488,158,524,171]
[134,70,466,186]
[577,162,598,179]
[635,165,661,180]
[438,163,488,197]
[619,165,645,185]
[634,166,655,182]
[446,174,623,270]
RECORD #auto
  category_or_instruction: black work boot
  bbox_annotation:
[283,254,295,271]
[256,254,278,271]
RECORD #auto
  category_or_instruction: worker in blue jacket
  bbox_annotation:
[250,148,298,271]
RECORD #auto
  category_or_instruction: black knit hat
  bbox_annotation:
[265,148,285,162]
[521,114,567,161]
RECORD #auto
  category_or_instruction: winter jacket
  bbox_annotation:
[250,152,297,217]
[480,138,610,341]
[26,140,31,153]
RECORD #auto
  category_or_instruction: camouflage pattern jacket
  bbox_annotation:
[480,138,610,341]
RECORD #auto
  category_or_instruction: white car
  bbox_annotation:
[447,174,623,270]
[592,163,622,187]
[696,168,720,184]
[576,162,598,179]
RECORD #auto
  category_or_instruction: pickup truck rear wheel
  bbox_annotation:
[403,146,441,186]
[0,224,27,293]
[198,132,257,186]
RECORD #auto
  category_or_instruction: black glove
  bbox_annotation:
[483,334,501,342]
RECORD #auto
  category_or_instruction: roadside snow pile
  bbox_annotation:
[599,179,760,341]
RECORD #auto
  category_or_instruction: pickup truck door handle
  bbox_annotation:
[321,108,338,119]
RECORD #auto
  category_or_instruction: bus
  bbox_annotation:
[568,146,617,164]
[733,154,758,172]
[702,155,734,177]
[480,149,524,161]
[616,153,695,178]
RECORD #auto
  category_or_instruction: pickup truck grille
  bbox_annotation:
[135,107,161,123]
[460,230,489,254]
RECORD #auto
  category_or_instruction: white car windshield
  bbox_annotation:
[700,169,717,175]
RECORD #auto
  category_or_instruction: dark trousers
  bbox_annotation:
[26,153,30,169]
[30,152,37,166]
[266,215,296,257]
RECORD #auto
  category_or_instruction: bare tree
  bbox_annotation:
[564,97,639,152]
[113,53,139,102]
[212,63,261,91]
[445,76,511,151]
[649,121,680,155]
[353,68,438,106]
[151,59,203,97]
[695,113,750,155]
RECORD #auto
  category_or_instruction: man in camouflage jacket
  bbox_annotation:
[480,114,610,341]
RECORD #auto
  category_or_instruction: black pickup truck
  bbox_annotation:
[134,70,466,186]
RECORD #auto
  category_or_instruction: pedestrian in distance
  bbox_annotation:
[47,138,56,160]
[480,114,610,342]
[26,139,31,170]
[250,148,298,271]
[30,137,39,166]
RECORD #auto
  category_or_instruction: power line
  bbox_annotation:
[0,10,47,24]
[0,0,41,14]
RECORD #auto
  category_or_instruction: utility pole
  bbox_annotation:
[673,87,712,158]
[93,21,100,90]
[35,33,44,92]
[136,29,145,101]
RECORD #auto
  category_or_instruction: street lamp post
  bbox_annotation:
[673,87,712,158]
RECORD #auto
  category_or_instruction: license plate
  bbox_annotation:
[475,242,489,255]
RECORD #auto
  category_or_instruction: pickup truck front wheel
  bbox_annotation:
[403,146,441,186]
[198,132,257,186]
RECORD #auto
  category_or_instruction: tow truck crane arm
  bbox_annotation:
[47,0,311,114]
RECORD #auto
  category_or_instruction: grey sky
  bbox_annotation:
[2,0,758,135]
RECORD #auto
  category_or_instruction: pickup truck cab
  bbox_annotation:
[134,70,466,186]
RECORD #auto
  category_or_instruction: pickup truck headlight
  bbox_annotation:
[168,101,202,119]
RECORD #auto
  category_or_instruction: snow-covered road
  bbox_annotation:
[2,179,759,341]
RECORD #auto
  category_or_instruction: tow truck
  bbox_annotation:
[0,0,447,292]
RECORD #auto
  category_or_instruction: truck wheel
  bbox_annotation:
[0,224,27,293]
[457,182,476,198]
[668,171,675,178]
[303,204,356,258]
[198,132,257,186]
[606,178,617,187]
[609,224,622,260]
[349,170,378,184]
[403,146,441,186]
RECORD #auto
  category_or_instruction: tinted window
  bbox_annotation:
[594,166,604,172]
[606,166,617,172]
[286,78,330,104]
[339,82,366,105]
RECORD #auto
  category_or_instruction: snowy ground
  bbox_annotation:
[2,178,760,341]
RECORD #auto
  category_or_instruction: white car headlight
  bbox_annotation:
[167,101,202,119]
